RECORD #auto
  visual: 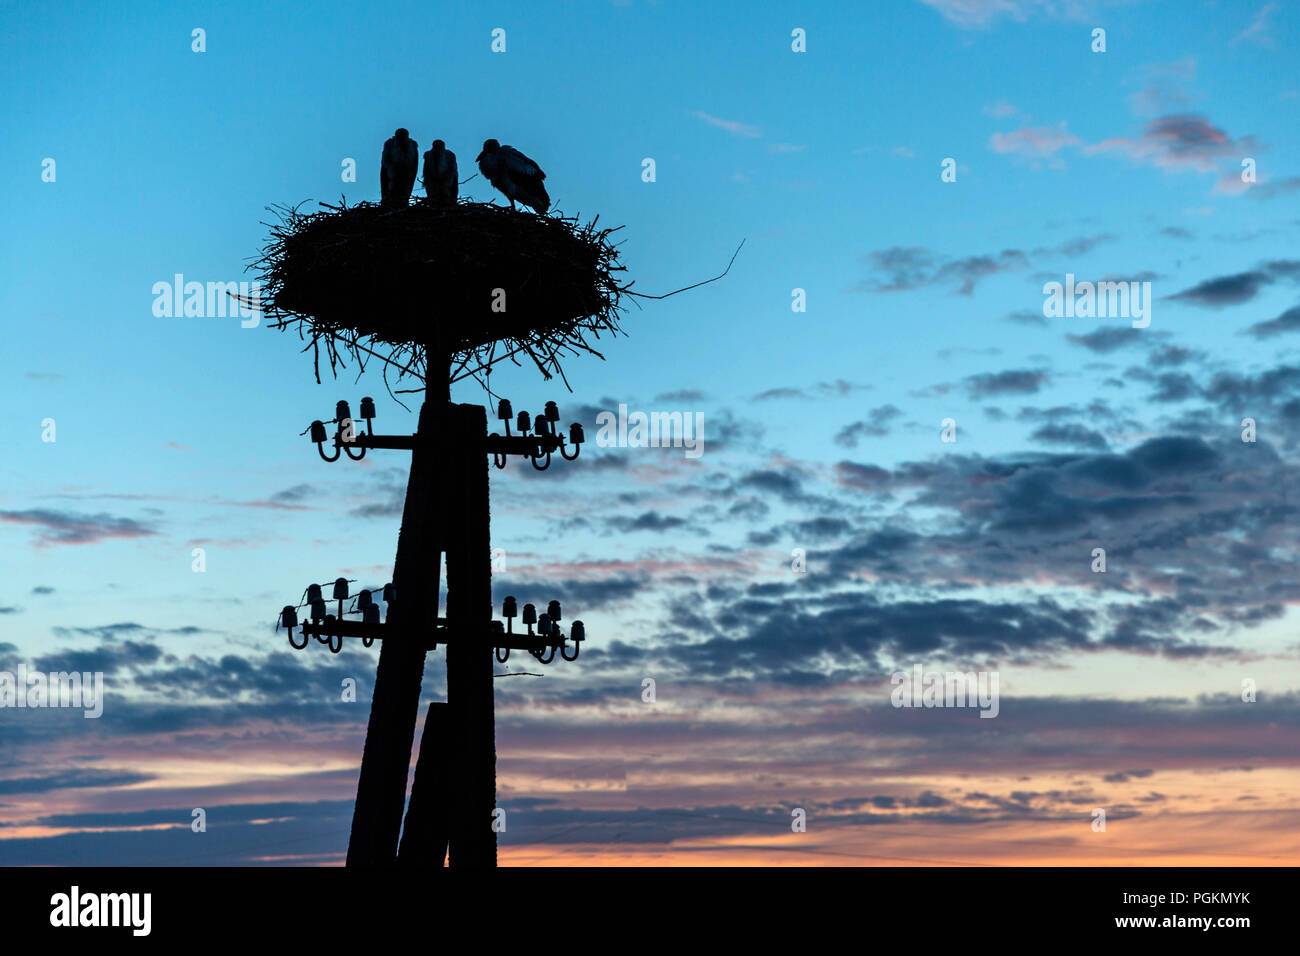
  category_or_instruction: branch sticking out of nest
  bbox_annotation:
[248,198,628,396]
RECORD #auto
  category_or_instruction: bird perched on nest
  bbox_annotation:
[380,128,419,207]
[422,139,459,203]
[476,139,550,214]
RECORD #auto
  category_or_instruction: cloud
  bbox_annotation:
[1246,305,1300,339]
[50,622,208,643]
[0,509,158,546]
[752,381,872,402]
[1197,365,1300,427]
[782,435,1298,660]
[937,252,1033,295]
[982,99,1021,118]
[0,798,355,865]
[492,574,645,611]
[1015,401,1131,433]
[991,98,1262,192]
[1249,176,1300,200]
[816,379,873,397]
[1232,3,1276,47]
[1167,260,1300,308]
[1147,344,1203,367]
[753,387,810,402]
[1086,114,1259,176]
[2,687,1294,864]
[858,238,1112,297]
[235,495,315,511]
[690,110,760,138]
[1065,327,1146,353]
[856,246,1030,295]
[654,389,708,403]
[270,483,316,503]
[736,468,805,502]
[1103,769,1155,783]
[1030,423,1109,451]
[1168,271,1272,307]
[835,406,904,446]
[1128,59,1197,117]
[856,246,936,292]
[33,639,165,677]
[790,516,853,542]
[607,511,689,533]
[989,123,1081,161]
[349,466,408,518]
[834,462,892,491]
[964,369,1048,397]
[916,0,1089,29]
[0,770,156,796]
[1045,234,1118,257]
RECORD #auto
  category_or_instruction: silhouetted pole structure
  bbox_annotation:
[345,348,455,866]
[443,403,497,867]
[283,351,583,868]
[345,395,444,866]
[398,701,450,866]
[264,199,616,872]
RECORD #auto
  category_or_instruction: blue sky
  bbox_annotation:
[2,0,1299,865]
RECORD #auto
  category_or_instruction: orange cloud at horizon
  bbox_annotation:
[499,807,1300,867]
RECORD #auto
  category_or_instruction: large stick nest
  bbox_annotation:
[250,198,627,393]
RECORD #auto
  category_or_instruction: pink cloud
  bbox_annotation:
[917,0,1096,29]
[917,0,1033,28]
[990,113,1263,188]
[0,509,158,546]
[1085,114,1253,174]
[690,110,760,138]
[989,123,1081,160]
[982,99,1022,118]
[1232,3,1276,47]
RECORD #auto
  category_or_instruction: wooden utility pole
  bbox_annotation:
[397,701,450,866]
[345,398,444,866]
[293,373,577,868]
[443,403,497,868]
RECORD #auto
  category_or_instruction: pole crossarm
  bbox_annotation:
[327,431,569,458]
[349,433,417,451]
[306,395,585,472]
[294,619,585,655]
